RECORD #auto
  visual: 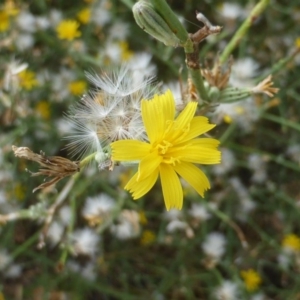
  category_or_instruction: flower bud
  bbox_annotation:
[219,87,252,103]
[133,0,180,47]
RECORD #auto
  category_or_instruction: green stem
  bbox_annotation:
[256,47,300,82]
[188,68,209,102]
[204,202,248,248]
[219,0,270,64]
[79,152,96,170]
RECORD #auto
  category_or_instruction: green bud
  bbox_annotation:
[219,86,252,103]
[133,0,180,47]
[207,86,221,101]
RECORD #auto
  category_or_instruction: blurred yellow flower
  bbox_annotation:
[56,20,81,41]
[119,41,133,61]
[4,0,19,16]
[111,90,221,210]
[140,230,156,246]
[0,10,10,32]
[77,8,91,24]
[282,233,300,252]
[223,115,232,124]
[139,211,148,225]
[68,80,87,96]
[295,37,300,49]
[35,101,51,120]
[18,70,38,90]
[0,1,19,32]
[241,269,262,292]
[14,183,27,201]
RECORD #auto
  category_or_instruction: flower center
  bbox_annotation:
[156,140,180,165]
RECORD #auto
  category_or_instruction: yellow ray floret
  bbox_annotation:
[111,90,221,210]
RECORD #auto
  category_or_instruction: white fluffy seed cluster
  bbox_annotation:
[65,64,156,160]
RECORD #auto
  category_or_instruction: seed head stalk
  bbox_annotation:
[219,0,270,65]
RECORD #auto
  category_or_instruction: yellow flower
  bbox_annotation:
[282,233,300,252]
[241,269,262,292]
[140,230,156,246]
[18,70,38,90]
[77,8,91,24]
[14,183,27,201]
[68,80,87,95]
[111,90,221,210]
[56,20,81,41]
[4,0,19,16]
[35,101,50,120]
[139,211,148,225]
[223,115,232,124]
[295,37,300,49]
[0,10,10,32]
[119,41,134,61]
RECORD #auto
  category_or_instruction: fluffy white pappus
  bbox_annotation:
[211,98,259,133]
[0,248,11,271]
[188,203,211,221]
[110,210,140,240]
[85,64,155,98]
[3,59,28,93]
[248,154,267,184]
[64,65,156,159]
[166,220,188,233]
[91,0,111,27]
[16,11,36,33]
[163,208,183,221]
[58,205,73,226]
[230,58,259,87]
[70,227,101,257]
[47,221,65,247]
[214,280,239,300]
[14,33,35,51]
[212,148,235,176]
[250,294,266,300]
[127,52,157,79]
[82,193,116,218]
[5,264,22,279]
[202,232,227,259]
[218,3,248,20]
[108,21,129,40]
[48,9,63,27]
[286,144,300,164]
[229,177,256,222]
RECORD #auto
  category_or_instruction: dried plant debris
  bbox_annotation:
[12,145,80,193]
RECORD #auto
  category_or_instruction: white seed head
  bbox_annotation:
[64,64,156,159]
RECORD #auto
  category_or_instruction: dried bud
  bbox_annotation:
[12,145,80,193]
[133,0,180,47]
[252,75,279,97]
[202,57,233,90]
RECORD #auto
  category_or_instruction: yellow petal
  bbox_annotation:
[159,164,183,210]
[111,140,151,161]
[138,151,162,181]
[141,90,175,144]
[168,102,197,142]
[125,168,159,199]
[174,162,210,197]
[171,138,221,164]
[175,101,197,128]
[178,116,216,143]
[141,96,164,143]
[161,90,175,122]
